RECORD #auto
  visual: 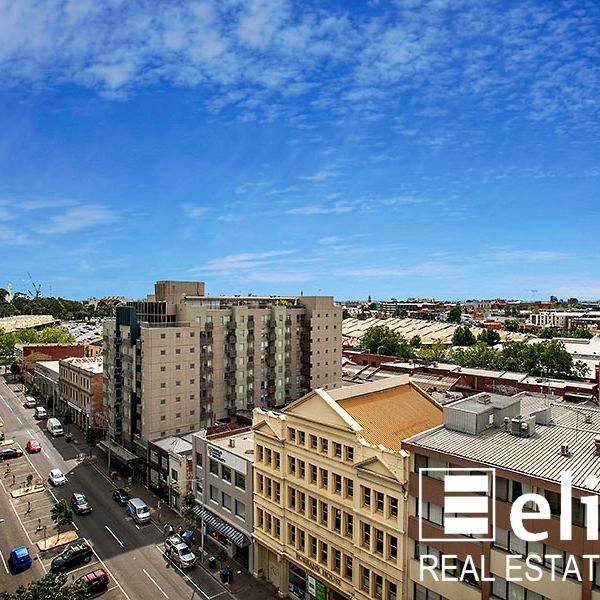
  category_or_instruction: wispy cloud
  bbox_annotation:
[40,205,117,234]
[490,250,566,263]
[182,204,209,218]
[286,203,353,216]
[298,169,338,182]
[217,214,242,222]
[319,236,341,244]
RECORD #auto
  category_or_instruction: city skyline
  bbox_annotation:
[1,1,599,300]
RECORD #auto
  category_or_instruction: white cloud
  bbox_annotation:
[286,203,353,216]
[491,250,566,263]
[182,204,209,218]
[41,204,117,234]
[217,215,242,222]
[319,236,341,244]
[298,169,338,182]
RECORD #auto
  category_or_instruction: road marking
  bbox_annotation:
[72,520,79,532]
[42,449,50,459]
[169,559,210,599]
[0,476,34,545]
[143,568,169,598]
[83,540,132,600]
[104,524,124,547]
[27,429,34,438]
[15,415,22,424]
[0,550,9,574]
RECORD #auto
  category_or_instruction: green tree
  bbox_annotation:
[571,327,593,339]
[38,327,75,344]
[449,342,498,370]
[10,361,20,377]
[342,308,351,320]
[537,327,556,339]
[1,572,90,600]
[410,335,421,348]
[359,326,414,358]
[180,491,198,532]
[451,326,476,347]
[447,305,462,324]
[503,319,519,332]
[393,307,408,318]
[478,328,501,346]
[51,498,74,539]
[417,342,447,362]
[30,383,41,397]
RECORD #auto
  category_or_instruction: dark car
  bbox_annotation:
[112,488,130,506]
[75,568,110,595]
[51,541,93,572]
[0,447,24,460]
[70,492,92,515]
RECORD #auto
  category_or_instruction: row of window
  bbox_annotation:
[288,457,355,498]
[208,485,246,520]
[287,429,354,462]
[205,457,246,490]
[256,474,281,504]
[361,485,399,519]
[255,445,281,469]
[284,523,398,600]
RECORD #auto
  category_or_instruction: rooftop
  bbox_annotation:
[0,315,57,332]
[404,393,600,491]
[35,360,60,374]
[61,356,103,374]
[206,430,255,460]
[152,434,193,456]
[329,377,443,452]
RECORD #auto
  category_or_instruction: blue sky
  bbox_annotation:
[0,0,599,301]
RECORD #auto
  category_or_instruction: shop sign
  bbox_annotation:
[307,575,326,600]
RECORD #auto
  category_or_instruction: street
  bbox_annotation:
[0,375,232,600]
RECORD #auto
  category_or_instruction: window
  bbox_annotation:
[289,457,296,475]
[361,566,370,592]
[376,492,384,512]
[389,535,398,560]
[222,466,232,483]
[298,431,306,446]
[362,486,371,508]
[374,574,383,600]
[334,508,342,532]
[309,536,317,559]
[320,542,328,565]
[334,473,342,494]
[333,549,341,573]
[345,478,354,498]
[388,582,397,600]
[288,427,296,442]
[346,514,354,537]
[345,446,354,462]
[196,452,202,467]
[310,497,318,520]
[389,497,398,518]
[209,459,219,475]
[299,492,306,514]
[310,464,317,484]
[320,469,328,489]
[289,488,297,509]
[210,485,218,502]
[362,523,371,548]
[320,438,329,454]
[298,460,305,479]
[375,529,384,554]
[345,556,353,579]
[235,500,245,520]
[320,501,328,525]
[274,452,281,470]
[310,435,318,449]
[222,492,232,511]
[334,442,342,458]
[235,472,245,490]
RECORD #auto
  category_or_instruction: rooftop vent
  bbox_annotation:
[560,442,571,457]
[511,416,535,437]
[585,414,593,425]
[228,439,235,448]
[503,416,511,432]
[477,395,492,405]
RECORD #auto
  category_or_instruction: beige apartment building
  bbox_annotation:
[103,280,342,458]
[252,376,443,600]
[58,356,104,430]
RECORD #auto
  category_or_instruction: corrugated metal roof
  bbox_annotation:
[338,383,442,451]
[407,394,600,490]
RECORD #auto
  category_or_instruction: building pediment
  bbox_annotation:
[355,455,405,485]
[252,418,282,440]
[285,390,360,432]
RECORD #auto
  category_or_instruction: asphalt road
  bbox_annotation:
[0,375,231,600]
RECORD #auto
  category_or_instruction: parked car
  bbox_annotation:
[34,406,47,419]
[70,492,92,515]
[8,546,32,572]
[48,469,68,486]
[126,497,150,524]
[164,534,185,553]
[75,568,110,595]
[26,439,41,453]
[46,417,64,436]
[24,396,36,408]
[51,541,93,572]
[0,447,24,460]
[168,542,197,569]
[112,488,130,506]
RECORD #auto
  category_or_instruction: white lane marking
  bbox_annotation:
[154,545,213,599]
[104,524,124,548]
[42,449,50,459]
[0,476,34,545]
[20,443,57,502]
[0,550,9,574]
[26,429,34,438]
[0,395,14,412]
[15,415,22,424]
[72,520,79,532]
[143,568,169,599]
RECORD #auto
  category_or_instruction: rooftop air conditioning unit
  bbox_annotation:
[560,443,570,457]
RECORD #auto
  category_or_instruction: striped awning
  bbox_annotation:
[192,505,250,548]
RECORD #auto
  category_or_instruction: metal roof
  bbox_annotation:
[405,394,600,491]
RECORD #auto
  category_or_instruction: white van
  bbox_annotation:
[24,396,37,408]
[46,418,64,437]
[34,407,47,420]
[126,498,151,524]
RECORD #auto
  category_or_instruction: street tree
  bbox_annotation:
[51,498,74,539]
[359,326,414,358]
[451,326,476,347]
[447,305,462,324]
[1,572,90,600]
[180,491,198,532]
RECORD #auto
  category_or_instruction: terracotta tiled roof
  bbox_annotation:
[337,383,442,451]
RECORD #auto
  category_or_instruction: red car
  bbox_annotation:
[26,439,41,453]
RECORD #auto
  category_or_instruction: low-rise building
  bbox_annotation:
[192,424,254,569]
[58,357,103,429]
[147,434,193,513]
[402,392,600,600]
[252,376,443,600]
[32,360,60,411]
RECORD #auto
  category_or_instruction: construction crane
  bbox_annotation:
[25,272,42,299]
[530,289,538,303]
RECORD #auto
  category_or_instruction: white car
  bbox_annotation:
[48,469,68,486]
[168,543,197,569]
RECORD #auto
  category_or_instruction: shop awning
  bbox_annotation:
[96,440,139,464]
[192,505,250,547]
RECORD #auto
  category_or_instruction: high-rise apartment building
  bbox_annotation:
[402,392,600,600]
[252,377,443,600]
[103,281,341,457]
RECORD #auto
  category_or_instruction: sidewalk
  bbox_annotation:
[67,429,279,600]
